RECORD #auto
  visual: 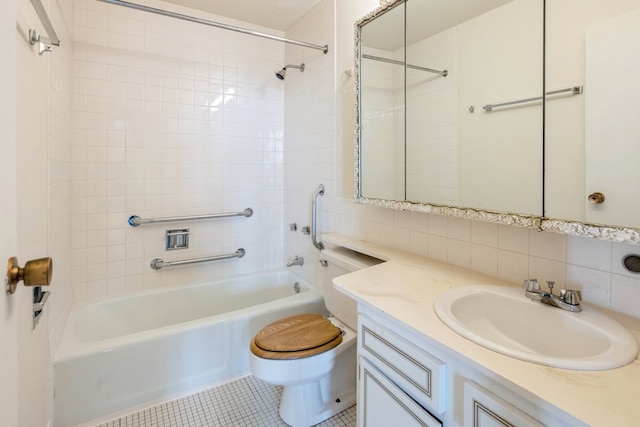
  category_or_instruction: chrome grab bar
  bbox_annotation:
[150,248,245,270]
[311,184,325,251]
[128,208,253,227]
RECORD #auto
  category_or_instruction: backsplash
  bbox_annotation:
[329,196,640,318]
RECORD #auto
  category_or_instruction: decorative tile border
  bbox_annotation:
[541,219,640,244]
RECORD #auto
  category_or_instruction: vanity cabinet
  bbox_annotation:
[358,308,565,427]
[463,381,544,427]
[359,358,442,427]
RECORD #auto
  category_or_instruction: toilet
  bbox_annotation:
[249,246,382,427]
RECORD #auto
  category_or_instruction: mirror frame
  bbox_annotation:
[354,0,640,244]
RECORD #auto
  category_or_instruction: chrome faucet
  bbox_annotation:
[524,279,582,312]
[286,256,304,267]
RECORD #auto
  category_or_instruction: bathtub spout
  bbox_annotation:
[287,256,304,267]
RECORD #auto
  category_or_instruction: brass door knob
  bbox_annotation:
[588,192,606,204]
[6,257,53,294]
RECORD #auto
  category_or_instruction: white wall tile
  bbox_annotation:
[497,250,529,285]
[68,0,286,302]
[611,274,640,318]
[497,224,529,254]
[530,229,566,262]
[566,264,610,308]
[567,235,611,271]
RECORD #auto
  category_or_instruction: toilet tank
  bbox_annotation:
[320,246,384,330]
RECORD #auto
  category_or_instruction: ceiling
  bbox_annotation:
[161,0,323,31]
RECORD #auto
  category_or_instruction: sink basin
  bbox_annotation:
[434,285,638,370]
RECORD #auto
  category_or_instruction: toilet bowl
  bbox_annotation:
[249,245,383,427]
[249,315,357,427]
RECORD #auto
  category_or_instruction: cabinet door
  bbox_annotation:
[359,315,446,415]
[464,381,545,427]
[359,357,442,427]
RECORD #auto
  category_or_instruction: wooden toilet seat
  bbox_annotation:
[250,313,343,360]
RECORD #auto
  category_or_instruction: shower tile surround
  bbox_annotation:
[69,0,287,300]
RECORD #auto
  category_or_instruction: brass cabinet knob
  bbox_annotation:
[588,192,606,204]
[6,257,53,294]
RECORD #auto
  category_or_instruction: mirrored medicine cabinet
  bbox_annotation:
[355,0,640,243]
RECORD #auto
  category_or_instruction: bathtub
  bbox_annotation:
[53,270,326,427]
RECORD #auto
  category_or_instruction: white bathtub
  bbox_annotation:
[53,270,326,427]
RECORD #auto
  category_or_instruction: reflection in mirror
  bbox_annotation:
[359,2,405,201]
[357,0,545,218]
[545,0,640,230]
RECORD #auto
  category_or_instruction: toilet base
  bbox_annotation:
[278,340,357,427]
[279,378,356,427]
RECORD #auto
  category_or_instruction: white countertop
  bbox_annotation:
[325,232,640,427]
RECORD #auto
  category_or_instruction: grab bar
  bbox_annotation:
[150,248,245,270]
[482,85,583,112]
[128,208,253,227]
[311,184,325,251]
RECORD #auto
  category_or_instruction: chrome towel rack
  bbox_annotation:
[311,184,325,251]
[151,248,245,270]
[128,208,253,227]
[482,85,583,112]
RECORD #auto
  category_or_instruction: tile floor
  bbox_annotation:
[95,375,356,427]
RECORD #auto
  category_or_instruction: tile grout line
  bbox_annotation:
[96,375,356,427]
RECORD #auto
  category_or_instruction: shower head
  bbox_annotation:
[275,63,305,80]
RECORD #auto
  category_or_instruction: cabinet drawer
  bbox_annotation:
[360,357,442,427]
[464,381,545,427]
[359,315,446,414]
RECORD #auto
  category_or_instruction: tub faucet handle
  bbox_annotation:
[286,256,304,267]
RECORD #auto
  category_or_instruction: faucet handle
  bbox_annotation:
[562,289,582,305]
[523,279,540,291]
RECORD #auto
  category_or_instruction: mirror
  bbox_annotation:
[545,0,640,230]
[357,0,640,242]
[357,0,545,217]
[359,2,405,201]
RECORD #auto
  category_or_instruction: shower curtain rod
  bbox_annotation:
[96,0,328,54]
[30,0,61,46]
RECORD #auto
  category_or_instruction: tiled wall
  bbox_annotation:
[331,199,640,318]
[69,0,287,301]
[282,0,337,287]
[60,0,640,320]
[324,0,640,319]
